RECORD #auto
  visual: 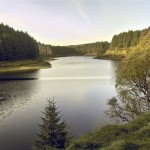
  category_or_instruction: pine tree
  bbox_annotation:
[33,99,68,150]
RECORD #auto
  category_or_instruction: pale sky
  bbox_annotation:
[0,0,150,45]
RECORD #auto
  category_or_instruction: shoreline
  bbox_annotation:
[0,55,122,73]
[94,55,123,60]
[0,59,51,73]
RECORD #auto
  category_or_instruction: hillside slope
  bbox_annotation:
[38,42,110,57]
[102,27,150,58]
[0,23,39,61]
[67,113,150,150]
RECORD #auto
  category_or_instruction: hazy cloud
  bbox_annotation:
[74,0,93,26]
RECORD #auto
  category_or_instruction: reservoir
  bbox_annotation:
[0,56,119,150]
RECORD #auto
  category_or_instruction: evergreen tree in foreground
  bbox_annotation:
[33,99,68,150]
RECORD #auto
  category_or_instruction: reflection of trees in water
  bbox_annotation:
[0,80,39,122]
[0,93,11,101]
[0,70,39,79]
[0,93,12,120]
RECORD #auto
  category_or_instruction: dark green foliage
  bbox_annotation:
[110,30,141,50]
[110,27,150,51]
[72,41,110,55]
[33,99,68,150]
[74,143,100,150]
[0,23,39,61]
[96,26,150,58]
[123,141,140,150]
[50,41,110,56]
[51,46,79,56]
[140,27,150,37]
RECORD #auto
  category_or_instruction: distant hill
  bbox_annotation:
[38,41,110,57]
[51,45,80,56]
[40,27,150,58]
[39,26,150,59]
[3,23,149,60]
[70,41,110,55]
[38,43,79,57]
[0,23,39,61]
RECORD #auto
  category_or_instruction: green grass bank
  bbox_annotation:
[67,113,150,150]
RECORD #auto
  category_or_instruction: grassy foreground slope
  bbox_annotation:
[67,113,150,150]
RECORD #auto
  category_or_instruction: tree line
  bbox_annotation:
[38,41,110,57]
[40,27,150,58]
[0,23,39,61]
[59,41,110,56]
[110,27,150,50]
[71,41,110,55]
[51,46,79,56]
[102,27,150,58]
[1,23,150,61]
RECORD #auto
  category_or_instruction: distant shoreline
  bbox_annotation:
[94,55,123,60]
[0,55,122,73]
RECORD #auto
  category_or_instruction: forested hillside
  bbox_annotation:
[71,41,110,55]
[38,27,150,59]
[110,30,141,49]
[38,42,110,57]
[0,23,39,61]
[103,27,150,58]
[3,22,149,60]
[52,41,110,56]
[51,46,79,56]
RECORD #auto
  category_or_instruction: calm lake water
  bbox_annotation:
[0,56,119,150]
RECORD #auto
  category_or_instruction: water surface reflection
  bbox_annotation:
[0,56,119,150]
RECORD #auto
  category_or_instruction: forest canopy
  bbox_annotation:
[71,41,110,55]
[103,27,150,58]
[0,23,39,61]
[42,41,110,56]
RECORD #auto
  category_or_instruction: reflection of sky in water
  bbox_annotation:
[0,56,119,150]
[38,76,111,80]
